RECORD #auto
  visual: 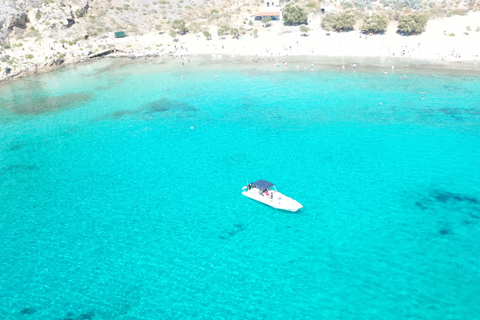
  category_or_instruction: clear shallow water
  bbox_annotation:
[1,58,480,319]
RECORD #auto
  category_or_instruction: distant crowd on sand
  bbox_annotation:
[2,9,480,84]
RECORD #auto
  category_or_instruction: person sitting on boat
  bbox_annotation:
[265,190,269,196]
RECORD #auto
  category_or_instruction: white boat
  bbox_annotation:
[242,180,303,212]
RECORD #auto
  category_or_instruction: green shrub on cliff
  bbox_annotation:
[172,19,187,34]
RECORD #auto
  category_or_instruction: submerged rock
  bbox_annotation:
[20,307,37,315]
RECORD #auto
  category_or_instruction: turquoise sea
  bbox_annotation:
[1,57,480,319]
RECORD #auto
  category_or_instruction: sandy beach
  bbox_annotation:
[1,11,480,83]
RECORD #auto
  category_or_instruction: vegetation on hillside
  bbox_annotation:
[172,19,188,35]
[203,30,211,39]
[282,4,308,26]
[321,11,356,32]
[382,0,423,10]
[362,13,389,34]
[397,13,429,34]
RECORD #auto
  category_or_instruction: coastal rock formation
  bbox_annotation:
[0,0,93,80]
[0,0,90,43]
[73,1,89,19]
[0,0,479,83]
[0,0,47,44]
[47,57,64,66]
[0,12,25,45]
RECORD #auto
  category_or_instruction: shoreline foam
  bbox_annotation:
[2,52,478,89]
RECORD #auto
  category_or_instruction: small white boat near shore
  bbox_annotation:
[242,180,303,212]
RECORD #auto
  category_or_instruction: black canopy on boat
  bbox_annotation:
[251,180,274,190]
